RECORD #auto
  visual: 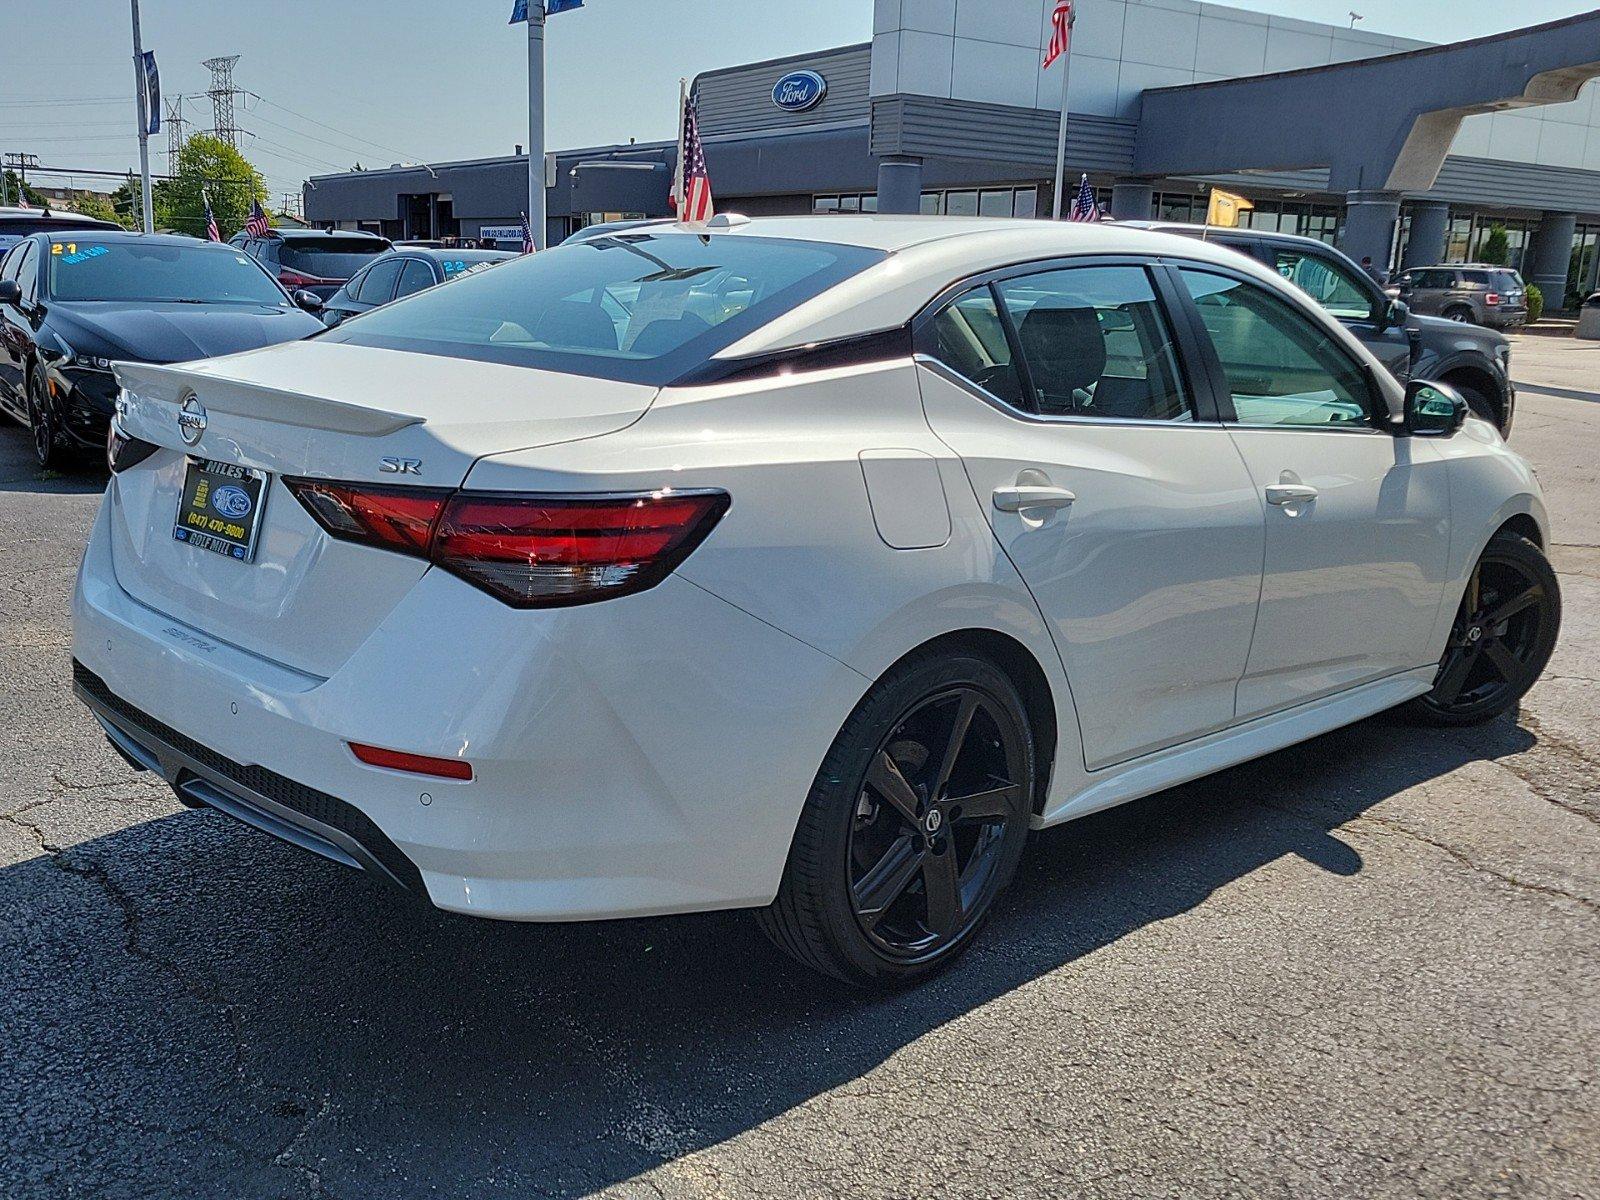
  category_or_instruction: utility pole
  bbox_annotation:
[203,55,242,148]
[130,0,154,233]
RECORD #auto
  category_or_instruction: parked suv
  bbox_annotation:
[1136,223,1516,435]
[0,206,121,256]
[230,228,392,299]
[1392,264,1528,329]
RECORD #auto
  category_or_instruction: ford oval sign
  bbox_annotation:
[211,485,253,520]
[772,70,827,113]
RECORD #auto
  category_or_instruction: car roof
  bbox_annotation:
[1128,219,1347,255]
[263,228,390,242]
[389,247,516,263]
[38,230,229,248]
[0,207,120,227]
[656,214,1296,359]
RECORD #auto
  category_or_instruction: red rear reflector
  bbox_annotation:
[286,480,730,608]
[349,742,472,780]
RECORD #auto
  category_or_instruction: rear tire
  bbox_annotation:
[1444,305,1475,324]
[756,649,1035,986]
[1406,533,1559,726]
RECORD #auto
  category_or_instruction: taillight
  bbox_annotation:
[285,479,729,608]
[278,269,327,289]
[1485,292,1501,306]
[106,422,159,473]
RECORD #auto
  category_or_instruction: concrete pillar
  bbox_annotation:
[1401,199,1449,270]
[1110,181,1155,221]
[1527,211,1577,304]
[1338,190,1402,277]
[876,156,924,215]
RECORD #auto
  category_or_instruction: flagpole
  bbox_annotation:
[673,78,688,216]
[129,0,154,234]
[526,1,546,251]
[1049,6,1076,221]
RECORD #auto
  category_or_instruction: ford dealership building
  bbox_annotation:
[304,0,1600,304]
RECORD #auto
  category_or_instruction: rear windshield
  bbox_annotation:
[323,233,887,384]
[46,239,290,305]
[278,238,389,279]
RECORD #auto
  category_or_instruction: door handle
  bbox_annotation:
[993,485,1076,513]
[1265,483,1318,506]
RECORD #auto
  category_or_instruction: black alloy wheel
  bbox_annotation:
[758,651,1035,985]
[1411,533,1560,725]
[1444,306,1474,324]
[27,365,67,471]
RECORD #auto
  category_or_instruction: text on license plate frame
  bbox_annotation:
[172,457,268,563]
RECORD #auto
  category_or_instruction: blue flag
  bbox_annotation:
[141,51,160,135]
[510,0,582,20]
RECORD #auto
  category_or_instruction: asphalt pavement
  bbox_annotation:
[1,337,1596,1199]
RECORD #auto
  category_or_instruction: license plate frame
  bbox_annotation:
[172,457,268,563]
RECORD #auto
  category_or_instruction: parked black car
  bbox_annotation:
[229,227,392,299]
[0,231,324,468]
[1134,223,1516,435]
[318,247,514,328]
[0,205,122,257]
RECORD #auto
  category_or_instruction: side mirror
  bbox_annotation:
[292,289,324,313]
[1404,379,1468,437]
[0,279,20,306]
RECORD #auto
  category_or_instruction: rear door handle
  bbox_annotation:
[993,485,1076,513]
[1265,483,1319,506]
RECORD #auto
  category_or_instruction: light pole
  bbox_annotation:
[525,3,546,250]
[129,0,154,233]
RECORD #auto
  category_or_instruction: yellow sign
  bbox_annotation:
[1205,189,1254,228]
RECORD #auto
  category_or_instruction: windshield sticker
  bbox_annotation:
[53,244,110,265]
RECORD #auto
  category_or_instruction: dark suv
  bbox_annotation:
[230,228,392,299]
[1391,264,1528,329]
[1134,223,1515,436]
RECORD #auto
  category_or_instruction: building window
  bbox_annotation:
[914,186,1039,218]
[813,193,877,214]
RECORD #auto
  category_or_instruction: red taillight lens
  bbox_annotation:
[433,491,730,607]
[279,269,332,289]
[285,478,450,554]
[1485,292,1501,306]
[286,480,729,608]
[349,741,472,780]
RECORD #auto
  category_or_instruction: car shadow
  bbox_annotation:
[0,457,106,496]
[1,712,1536,1197]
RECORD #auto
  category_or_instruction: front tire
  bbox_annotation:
[1408,533,1560,726]
[757,650,1036,986]
[27,365,69,471]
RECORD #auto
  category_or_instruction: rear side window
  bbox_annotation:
[996,266,1190,421]
[394,258,436,299]
[352,257,403,304]
[929,290,1027,408]
[278,238,388,279]
[324,233,886,384]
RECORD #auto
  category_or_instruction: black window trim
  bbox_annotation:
[1164,258,1394,436]
[910,253,1224,428]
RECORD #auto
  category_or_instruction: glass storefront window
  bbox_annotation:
[978,190,1013,218]
[945,191,979,217]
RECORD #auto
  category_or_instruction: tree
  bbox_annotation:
[65,191,129,228]
[1480,224,1510,266]
[1,170,46,209]
[156,133,268,240]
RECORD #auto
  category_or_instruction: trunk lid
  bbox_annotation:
[107,340,657,677]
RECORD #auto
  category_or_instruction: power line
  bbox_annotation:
[246,93,424,164]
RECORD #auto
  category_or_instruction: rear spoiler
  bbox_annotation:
[113,361,423,437]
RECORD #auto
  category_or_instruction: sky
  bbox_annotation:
[2,0,1594,202]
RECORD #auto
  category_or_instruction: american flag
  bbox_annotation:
[673,89,714,225]
[203,190,221,242]
[1043,0,1073,70]
[15,191,30,210]
[1069,174,1101,222]
[520,211,535,255]
[245,198,270,239]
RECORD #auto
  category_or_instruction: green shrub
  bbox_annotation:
[1525,284,1544,324]
[1480,224,1510,265]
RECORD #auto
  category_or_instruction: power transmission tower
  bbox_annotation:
[202,55,242,148]
[165,95,189,174]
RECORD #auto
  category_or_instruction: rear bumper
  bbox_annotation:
[71,496,867,921]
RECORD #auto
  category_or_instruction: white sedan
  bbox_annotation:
[74,216,1560,985]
